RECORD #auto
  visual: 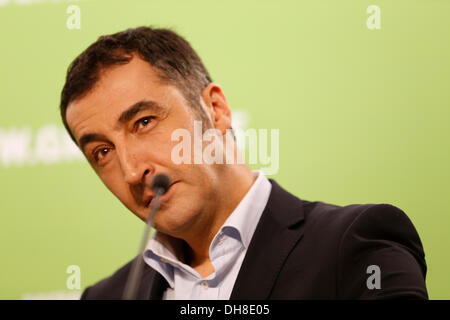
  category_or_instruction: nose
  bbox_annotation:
[117,147,152,186]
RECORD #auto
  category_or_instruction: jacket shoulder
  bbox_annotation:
[299,199,424,260]
[301,199,381,236]
[302,200,422,247]
[300,199,427,298]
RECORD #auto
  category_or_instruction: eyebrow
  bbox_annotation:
[79,132,109,154]
[78,100,165,153]
[117,100,165,125]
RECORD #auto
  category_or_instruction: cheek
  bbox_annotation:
[148,127,185,166]
[98,167,130,202]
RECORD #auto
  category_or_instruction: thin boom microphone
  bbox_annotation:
[146,174,170,227]
[122,173,171,300]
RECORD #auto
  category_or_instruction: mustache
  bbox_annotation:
[130,174,173,207]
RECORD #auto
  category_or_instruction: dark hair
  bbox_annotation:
[60,26,213,144]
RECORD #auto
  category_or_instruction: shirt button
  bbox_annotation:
[201,280,209,289]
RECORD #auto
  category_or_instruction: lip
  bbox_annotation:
[145,196,153,208]
[144,181,177,208]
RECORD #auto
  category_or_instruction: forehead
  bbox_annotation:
[65,55,174,141]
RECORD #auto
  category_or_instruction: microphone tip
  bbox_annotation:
[151,174,171,194]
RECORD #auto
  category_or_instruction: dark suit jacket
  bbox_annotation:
[81,179,428,299]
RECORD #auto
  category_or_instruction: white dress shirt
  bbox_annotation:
[142,170,272,299]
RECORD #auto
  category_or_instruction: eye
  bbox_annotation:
[93,147,111,164]
[134,116,155,131]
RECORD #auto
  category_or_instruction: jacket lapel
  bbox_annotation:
[230,179,306,299]
[136,262,169,300]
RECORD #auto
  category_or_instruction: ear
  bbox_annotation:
[201,83,231,134]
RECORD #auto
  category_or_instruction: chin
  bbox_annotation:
[153,208,197,236]
[135,211,148,223]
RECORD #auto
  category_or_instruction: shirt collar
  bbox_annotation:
[219,170,272,249]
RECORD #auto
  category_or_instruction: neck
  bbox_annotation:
[183,164,256,269]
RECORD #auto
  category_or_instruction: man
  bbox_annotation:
[60,27,428,299]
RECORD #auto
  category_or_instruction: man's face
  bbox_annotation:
[66,55,222,237]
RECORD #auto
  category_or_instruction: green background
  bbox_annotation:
[0,0,449,299]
